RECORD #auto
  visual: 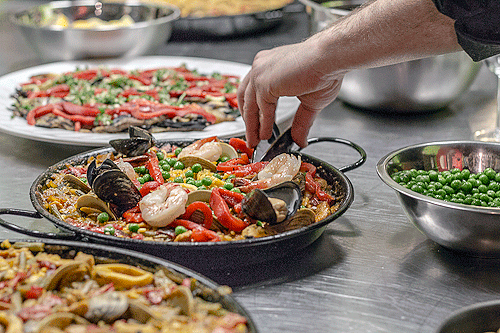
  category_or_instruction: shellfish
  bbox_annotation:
[109,126,155,157]
[86,159,141,216]
[241,181,302,225]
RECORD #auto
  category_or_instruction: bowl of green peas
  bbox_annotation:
[377,141,500,255]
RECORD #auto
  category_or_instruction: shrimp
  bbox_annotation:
[178,137,222,162]
[114,158,137,181]
[239,153,302,192]
[139,184,188,227]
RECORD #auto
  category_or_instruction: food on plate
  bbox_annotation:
[0,240,249,332]
[392,167,500,207]
[39,128,345,242]
[147,0,293,17]
[11,64,240,133]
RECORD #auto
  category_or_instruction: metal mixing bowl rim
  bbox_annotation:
[11,0,181,32]
[376,140,500,215]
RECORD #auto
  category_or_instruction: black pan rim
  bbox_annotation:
[29,139,354,249]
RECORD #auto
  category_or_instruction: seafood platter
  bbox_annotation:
[0,126,365,275]
[0,238,257,332]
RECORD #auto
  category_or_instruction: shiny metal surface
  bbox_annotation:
[11,1,180,61]
[2,1,500,332]
[300,0,482,112]
[377,141,500,254]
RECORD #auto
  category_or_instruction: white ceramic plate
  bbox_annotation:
[0,56,299,146]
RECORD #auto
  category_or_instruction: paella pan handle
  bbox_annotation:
[0,208,77,240]
[301,137,367,173]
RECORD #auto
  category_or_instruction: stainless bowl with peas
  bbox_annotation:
[377,141,500,255]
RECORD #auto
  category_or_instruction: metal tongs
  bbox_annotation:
[252,123,299,162]
[252,123,367,172]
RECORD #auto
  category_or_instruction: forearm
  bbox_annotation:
[308,0,462,74]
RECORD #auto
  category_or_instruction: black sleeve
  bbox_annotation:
[431,0,500,61]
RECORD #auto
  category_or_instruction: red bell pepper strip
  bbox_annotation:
[219,162,268,177]
[228,138,254,157]
[139,181,161,196]
[145,152,164,184]
[171,219,220,242]
[123,206,144,223]
[217,188,244,207]
[182,201,213,229]
[209,188,247,232]
[24,286,44,299]
[26,104,57,125]
[301,162,334,203]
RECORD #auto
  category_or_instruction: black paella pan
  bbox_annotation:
[0,136,365,277]
[0,238,258,332]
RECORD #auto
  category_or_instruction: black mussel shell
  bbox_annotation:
[87,159,141,216]
[241,181,302,225]
[86,159,120,188]
[109,126,155,157]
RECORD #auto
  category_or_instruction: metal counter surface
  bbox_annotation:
[1,1,500,332]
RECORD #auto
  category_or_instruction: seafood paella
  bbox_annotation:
[0,240,249,332]
[11,64,239,133]
[38,128,345,243]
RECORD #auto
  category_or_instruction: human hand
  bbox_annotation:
[237,40,346,148]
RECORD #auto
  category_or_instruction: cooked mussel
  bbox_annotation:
[109,126,155,157]
[86,159,141,216]
[241,181,302,225]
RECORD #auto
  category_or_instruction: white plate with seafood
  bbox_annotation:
[0,56,299,146]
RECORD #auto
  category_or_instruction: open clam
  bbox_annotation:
[86,159,141,216]
[241,181,302,225]
[178,141,239,172]
[109,126,155,157]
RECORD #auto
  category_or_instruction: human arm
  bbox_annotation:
[237,0,462,148]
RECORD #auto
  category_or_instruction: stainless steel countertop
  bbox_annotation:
[1,2,500,332]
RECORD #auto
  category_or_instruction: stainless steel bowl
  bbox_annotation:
[377,141,500,255]
[436,300,500,333]
[299,0,482,112]
[11,1,180,61]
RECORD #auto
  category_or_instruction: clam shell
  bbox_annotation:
[76,193,117,221]
[186,190,212,205]
[220,142,238,160]
[85,292,128,324]
[178,156,217,172]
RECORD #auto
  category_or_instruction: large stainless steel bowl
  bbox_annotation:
[11,0,180,61]
[377,141,500,255]
[436,300,500,333]
[299,0,482,112]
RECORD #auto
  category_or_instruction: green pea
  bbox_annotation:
[485,168,497,180]
[162,171,170,180]
[218,156,230,163]
[97,212,109,223]
[460,169,470,180]
[186,178,197,186]
[103,225,115,235]
[156,151,165,160]
[194,180,203,187]
[213,173,222,179]
[173,161,185,170]
[428,170,439,181]
[167,158,178,167]
[223,183,234,190]
[461,181,473,193]
[231,188,242,193]
[137,176,146,184]
[143,174,152,182]
[161,164,171,171]
[174,147,182,156]
[479,174,490,185]
[191,163,202,173]
[489,181,500,191]
[173,176,184,183]
[450,179,462,191]
[134,166,147,174]
[197,185,207,190]
[201,177,212,186]
[128,223,140,232]
[175,226,188,235]
[184,170,194,178]
[478,184,488,193]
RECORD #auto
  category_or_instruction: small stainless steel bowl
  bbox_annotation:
[11,0,180,61]
[436,300,500,333]
[377,141,500,255]
[299,0,481,112]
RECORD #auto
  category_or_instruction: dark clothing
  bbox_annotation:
[431,0,500,61]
